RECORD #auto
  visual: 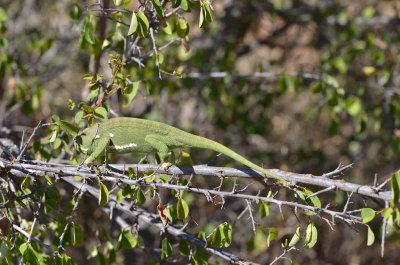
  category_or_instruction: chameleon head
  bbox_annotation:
[73,125,99,154]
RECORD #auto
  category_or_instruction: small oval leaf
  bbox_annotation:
[161,238,172,260]
[305,223,318,248]
[361,208,375,223]
[128,12,138,36]
[288,227,301,247]
[177,198,189,219]
[99,182,109,206]
[136,188,146,206]
[367,225,375,246]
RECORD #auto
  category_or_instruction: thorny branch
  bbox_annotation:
[1,158,372,223]
[63,177,246,264]
[0,157,393,261]
[5,160,391,201]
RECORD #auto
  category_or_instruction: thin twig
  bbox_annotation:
[306,185,336,199]
[246,199,256,233]
[149,27,162,79]
[13,224,52,254]
[56,188,86,253]
[17,122,53,161]
[381,200,389,257]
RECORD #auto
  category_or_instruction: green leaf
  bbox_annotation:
[311,81,324,93]
[21,176,31,193]
[179,0,191,12]
[94,106,108,120]
[118,229,138,250]
[333,57,348,74]
[152,0,165,17]
[54,253,74,265]
[49,130,57,143]
[161,238,172,260]
[74,110,84,124]
[193,245,208,265]
[0,8,8,22]
[267,227,278,247]
[305,223,318,248]
[278,75,295,92]
[345,97,362,116]
[391,173,400,204]
[361,208,375,224]
[136,188,146,206]
[295,188,321,216]
[19,243,41,265]
[362,6,375,18]
[99,182,109,206]
[199,3,205,28]
[136,11,149,37]
[70,223,83,246]
[259,201,269,218]
[176,18,189,38]
[127,12,138,36]
[209,222,232,248]
[57,120,79,137]
[122,81,140,107]
[44,187,60,210]
[177,198,189,219]
[288,227,301,247]
[367,225,375,246]
[172,0,182,8]
[83,16,94,45]
[178,240,190,256]
[382,207,393,219]
[122,184,134,198]
[199,0,213,28]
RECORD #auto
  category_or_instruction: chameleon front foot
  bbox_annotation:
[161,162,173,172]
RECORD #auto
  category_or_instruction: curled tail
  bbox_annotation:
[179,132,282,180]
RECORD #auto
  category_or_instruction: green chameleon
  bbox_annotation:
[74,117,282,180]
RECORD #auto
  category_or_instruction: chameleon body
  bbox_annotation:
[74,117,282,180]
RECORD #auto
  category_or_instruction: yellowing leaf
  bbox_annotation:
[267,227,278,247]
[288,227,301,247]
[367,225,375,246]
[128,12,138,36]
[305,223,318,248]
[362,66,376,76]
[99,182,109,206]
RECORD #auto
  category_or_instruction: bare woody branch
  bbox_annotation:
[2,159,391,201]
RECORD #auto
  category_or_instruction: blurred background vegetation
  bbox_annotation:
[1,0,400,264]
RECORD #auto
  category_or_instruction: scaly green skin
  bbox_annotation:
[74,117,282,180]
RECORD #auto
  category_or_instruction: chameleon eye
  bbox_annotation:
[74,135,83,145]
